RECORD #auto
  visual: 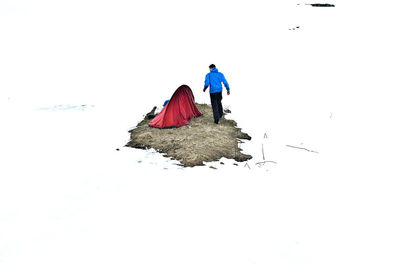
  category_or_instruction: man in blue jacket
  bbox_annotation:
[203,64,230,124]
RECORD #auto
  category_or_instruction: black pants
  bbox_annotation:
[210,92,223,123]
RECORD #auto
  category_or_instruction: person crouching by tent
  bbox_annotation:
[146,99,170,119]
[203,64,230,124]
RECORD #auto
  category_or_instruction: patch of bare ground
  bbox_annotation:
[126,103,252,167]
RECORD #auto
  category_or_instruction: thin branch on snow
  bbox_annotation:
[286,145,319,154]
[256,161,277,167]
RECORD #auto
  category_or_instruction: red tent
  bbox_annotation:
[149,85,203,128]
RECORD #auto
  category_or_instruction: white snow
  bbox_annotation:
[1,0,400,265]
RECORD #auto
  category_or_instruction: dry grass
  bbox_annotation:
[126,103,252,167]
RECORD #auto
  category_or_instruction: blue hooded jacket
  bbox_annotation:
[204,68,230,93]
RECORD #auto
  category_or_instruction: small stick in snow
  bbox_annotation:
[286,145,319,154]
[244,163,251,169]
[264,133,268,139]
[262,143,265,160]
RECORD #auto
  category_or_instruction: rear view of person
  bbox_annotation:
[203,64,230,124]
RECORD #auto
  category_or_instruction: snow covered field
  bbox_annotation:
[1,0,400,265]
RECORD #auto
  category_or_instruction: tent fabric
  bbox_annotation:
[149,85,202,128]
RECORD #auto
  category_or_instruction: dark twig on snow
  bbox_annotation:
[286,145,319,154]
[307,3,335,7]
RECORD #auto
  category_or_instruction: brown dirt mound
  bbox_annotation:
[126,103,252,167]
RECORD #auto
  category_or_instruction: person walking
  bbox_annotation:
[203,64,230,124]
